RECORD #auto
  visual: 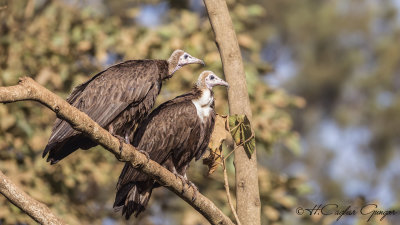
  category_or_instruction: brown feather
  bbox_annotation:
[114,86,216,219]
[43,60,168,163]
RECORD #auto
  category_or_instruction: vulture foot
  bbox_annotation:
[186,180,199,202]
[173,173,187,194]
[138,150,150,163]
[111,134,127,156]
[191,191,197,202]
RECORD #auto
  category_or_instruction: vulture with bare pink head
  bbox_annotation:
[113,71,229,219]
[43,50,204,164]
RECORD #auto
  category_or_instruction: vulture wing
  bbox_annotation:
[116,96,199,188]
[44,60,160,157]
[114,95,202,218]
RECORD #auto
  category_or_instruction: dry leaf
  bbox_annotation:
[203,114,229,175]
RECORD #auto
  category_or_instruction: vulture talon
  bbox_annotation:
[186,180,198,202]
[191,190,197,202]
[187,180,198,192]
[112,134,126,156]
[173,173,187,194]
[119,142,123,156]
[138,150,150,163]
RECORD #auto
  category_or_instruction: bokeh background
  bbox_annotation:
[1,0,400,224]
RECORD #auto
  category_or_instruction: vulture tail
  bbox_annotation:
[114,180,155,219]
[43,135,95,164]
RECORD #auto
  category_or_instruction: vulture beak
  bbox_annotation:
[181,55,205,66]
[212,75,229,88]
[216,78,229,88]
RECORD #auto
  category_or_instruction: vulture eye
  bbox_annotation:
[184,54,188,59]
[210,75,215,80]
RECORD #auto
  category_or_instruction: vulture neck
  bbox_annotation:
[191,87,214,122]
[167,56,180,77]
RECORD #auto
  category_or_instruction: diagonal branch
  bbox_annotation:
[0,170,66,225]
[0,77,234,225]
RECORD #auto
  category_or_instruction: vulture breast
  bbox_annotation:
[191,89,214,122]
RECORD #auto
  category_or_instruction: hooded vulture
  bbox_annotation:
[43,50,204,164]
[113,71,229,219]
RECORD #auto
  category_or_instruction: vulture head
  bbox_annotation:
[197,71,229,90]
[168,50,205,76]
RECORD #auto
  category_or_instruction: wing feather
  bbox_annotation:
[116,98,198,189]
[45,60,160,153]
[114,90,217,218]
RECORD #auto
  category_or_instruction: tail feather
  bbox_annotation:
[114,180,154,219]
[43,135,95,164]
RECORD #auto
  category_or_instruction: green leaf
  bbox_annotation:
[242,115,255,157]
[228,114,256,158]
[229,114,242,145]
[244,137,256,158]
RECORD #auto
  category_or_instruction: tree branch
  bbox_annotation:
[222,158,241,225]
[203,0,261,224]
[0,77,234,225]
[0,170,66,225]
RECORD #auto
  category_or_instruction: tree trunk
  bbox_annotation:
[203,1,261,225]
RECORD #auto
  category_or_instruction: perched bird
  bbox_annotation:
[113,71,229,219]
[43,50,204,164]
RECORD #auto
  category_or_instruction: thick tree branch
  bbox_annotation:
[0,77,234,225]
[203,0,261,224]
[0,170,66,225]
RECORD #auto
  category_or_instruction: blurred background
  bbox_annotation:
[1,0,400,224]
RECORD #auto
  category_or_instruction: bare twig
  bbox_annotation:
[229,122,241,133]
[222,157,242,225]
[0,171,66,225]
[224,145,240,160]
[225,132,254,161]
[0,77,234,225]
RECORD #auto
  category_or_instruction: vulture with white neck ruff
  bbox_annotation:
[114,71,229,219]
[43,50,204,164]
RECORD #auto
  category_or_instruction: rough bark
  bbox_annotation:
[0,171,66,225]
[0,77,233,225]
[203,1,261,224]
